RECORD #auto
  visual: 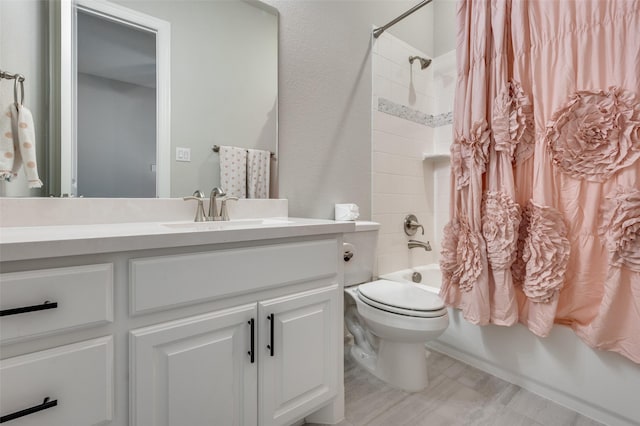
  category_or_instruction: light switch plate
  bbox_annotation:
[176,147,191,162]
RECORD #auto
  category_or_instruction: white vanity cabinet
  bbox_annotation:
[0,264,114,344]
[0,221,349,426]
[0,264,115,426]
[130,304,258,426]
[259,285,338,426]
[0,336,114,426]
[130,284,339,426]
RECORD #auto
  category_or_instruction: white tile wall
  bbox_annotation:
[432,49,457,115]
[431,50,456,256]
[372,32,456,275]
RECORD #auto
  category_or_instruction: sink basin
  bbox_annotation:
[161,218,294,231]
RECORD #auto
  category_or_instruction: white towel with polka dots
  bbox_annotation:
[219,145,247,198]
[247,148,270,199]
[0,104,15,181]
[0,104,42,188]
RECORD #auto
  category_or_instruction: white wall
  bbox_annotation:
[430,49,455,255]
[0,0,47,197]
[433,0,457,57]
[264,0,433,219]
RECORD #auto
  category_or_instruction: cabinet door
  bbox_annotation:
[130,304,258,426]
[259,285,339,426]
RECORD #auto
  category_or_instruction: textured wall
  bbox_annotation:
[264,0,433,219]
[433,0,457,57]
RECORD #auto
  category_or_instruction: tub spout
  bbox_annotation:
[408,239,431,251]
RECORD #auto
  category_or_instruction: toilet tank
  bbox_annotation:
[343,221,380,286]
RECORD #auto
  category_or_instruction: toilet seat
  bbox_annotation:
[357,280,447,318]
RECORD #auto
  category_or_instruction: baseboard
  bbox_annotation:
[427,341,635,426]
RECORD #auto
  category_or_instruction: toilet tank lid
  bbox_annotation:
[354,221,380,232]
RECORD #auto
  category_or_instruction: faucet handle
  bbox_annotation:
[183,190,206,222]
[404,214,424,236]
[220,197,239,221]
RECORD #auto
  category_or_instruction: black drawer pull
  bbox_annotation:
[266,314,274,356]
[0,301,58,317]
[0,397,58,423]
[248,318,255,363]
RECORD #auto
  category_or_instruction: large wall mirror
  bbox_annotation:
[32,0,277,198]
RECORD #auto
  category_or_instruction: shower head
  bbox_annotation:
[409,56,432,69]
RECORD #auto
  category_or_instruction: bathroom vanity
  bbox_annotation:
[0,209,352,426]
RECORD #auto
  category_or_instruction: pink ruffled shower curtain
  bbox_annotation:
[441,0,640,363]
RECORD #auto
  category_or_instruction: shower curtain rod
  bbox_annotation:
[373,0,434,39]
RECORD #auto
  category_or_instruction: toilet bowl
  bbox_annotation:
[343,222,449,392]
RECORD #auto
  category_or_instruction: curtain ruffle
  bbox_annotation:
[451,120,491,189]
[440,219,460,286]
[440,218,484,292]
[522,202,571,303]
[492,81,535,163]
[599,187,640,272]
[511,205,531,287]
[546,87,640,182]
[481,191,521,270]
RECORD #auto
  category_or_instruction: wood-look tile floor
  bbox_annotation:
[307,348,604,426]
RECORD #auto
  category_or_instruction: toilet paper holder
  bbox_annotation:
[343,242,355,262]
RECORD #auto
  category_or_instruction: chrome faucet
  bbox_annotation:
[408,239,432,251]
[208,187,226,220]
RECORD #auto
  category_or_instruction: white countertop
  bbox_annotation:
[0,218,355,262]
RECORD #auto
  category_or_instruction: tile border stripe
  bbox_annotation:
[378,97,453,128]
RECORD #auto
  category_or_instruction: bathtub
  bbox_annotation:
[378,263,639,426]
[379,264,441,294]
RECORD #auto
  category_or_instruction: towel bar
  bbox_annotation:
[211,145,276,159]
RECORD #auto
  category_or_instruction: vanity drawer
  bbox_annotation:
[0,264,113,343]
[130,239,338,314]
[0,336,113,425]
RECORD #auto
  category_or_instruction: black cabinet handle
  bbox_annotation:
[0,397,58,423]
[0,301,58,317]
[266,313,274,356]
[248,318,255,363]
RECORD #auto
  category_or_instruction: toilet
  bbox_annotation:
[343,221,449,392]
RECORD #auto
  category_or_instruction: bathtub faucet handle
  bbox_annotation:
[404,214,424,236]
